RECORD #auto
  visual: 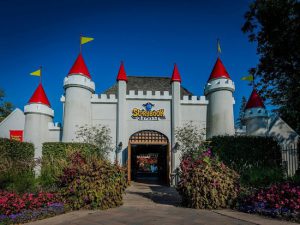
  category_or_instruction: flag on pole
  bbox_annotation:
[217,39,221,54]
[241,75,254,81]
[81,36,94,45]
[30,69,41,76]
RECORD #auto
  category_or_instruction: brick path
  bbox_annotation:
[28,182,298,225]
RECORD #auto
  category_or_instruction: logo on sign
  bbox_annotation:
[132,102,165,121]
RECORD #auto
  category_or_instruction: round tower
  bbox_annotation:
[244,89,268,136]
[62,53,95,142]
[116,62,127,164]
[24,83,54,159]
[204,57,235,138]
[170,63,181,173]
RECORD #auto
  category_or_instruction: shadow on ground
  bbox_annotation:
[125,181,182,206]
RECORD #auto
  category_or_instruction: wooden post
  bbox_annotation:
[128,142,131,182]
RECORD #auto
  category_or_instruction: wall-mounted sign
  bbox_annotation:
[132,102,165,121]
[10,130,23,142]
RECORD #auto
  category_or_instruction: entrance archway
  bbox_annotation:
[128,130,170,184]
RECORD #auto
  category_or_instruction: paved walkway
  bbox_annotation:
[28,182,298,225]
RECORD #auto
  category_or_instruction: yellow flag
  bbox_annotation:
[81,36,94,45]
[30,69,41,76]
[217,39,221,54]
[241,75,254,81]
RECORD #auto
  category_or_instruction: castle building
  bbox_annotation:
[0,52,298,182]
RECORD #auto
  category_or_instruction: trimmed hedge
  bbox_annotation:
[209,136,282,171]
[209,136,283,186]
[0,138,35,192]
[42,142,100,159]
[0,138,34,162]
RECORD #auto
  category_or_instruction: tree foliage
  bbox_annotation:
[75,124,113,158]
[242,0,300,133]
[236,96,247,129]
[0,89,13,122]
[175,122,206,159]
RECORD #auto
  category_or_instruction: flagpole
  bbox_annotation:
[39,65,42,84]
[79,34,82,53]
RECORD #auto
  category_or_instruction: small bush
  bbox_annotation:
[40,142,99,189]
[57,151,127,210]
[177,149,240,209]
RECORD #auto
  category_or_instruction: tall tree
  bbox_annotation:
[0,89,13,122]
[242,0,300,133]
[236,96,247,129]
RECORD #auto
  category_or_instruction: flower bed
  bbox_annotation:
[238,182,300,220]
[0,191,65,224]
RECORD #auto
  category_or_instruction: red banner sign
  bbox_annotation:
[10,130,23,142]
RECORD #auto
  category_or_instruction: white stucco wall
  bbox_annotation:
[91,103,117,162]
[0,108,25,139]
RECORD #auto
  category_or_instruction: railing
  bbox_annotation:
[281,144,299,177]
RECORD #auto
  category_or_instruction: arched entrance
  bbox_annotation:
[128,130,170,184]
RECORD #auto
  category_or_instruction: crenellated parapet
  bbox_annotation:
[91,94,117,103]
[204,78,235,95]
[24,103,54,117]
[126,90,172,100]
[63,75,95,92]
[244,107,268,119]
[48,122,61,131]
[181,95,208,105]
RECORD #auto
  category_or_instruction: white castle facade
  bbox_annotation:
[0,53,298,182]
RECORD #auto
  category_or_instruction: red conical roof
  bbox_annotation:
[28,83,51,107]
[68,53,91,79]
[208,57,230,81]
[171,63,182,83]
[245,89,265,109]
[116,62,128,82]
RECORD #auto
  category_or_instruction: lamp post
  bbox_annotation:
[116,142,123,164]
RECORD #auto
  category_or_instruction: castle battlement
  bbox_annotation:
[181,95,208,105]
[204,78,235,95]
[126,90,172,100]
[48,122,61,131]
[63,75,95,92]
[91,94,117,103]
[244,107,268,119]
[24,103,54,117]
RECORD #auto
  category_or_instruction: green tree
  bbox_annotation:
[0,89,13,122]
[75,124,113,158]
[242,0,300,133]
[236,96,247,129]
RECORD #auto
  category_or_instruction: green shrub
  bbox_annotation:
[0,138,35,193]
[209,136,282,186]
[40,142,100,189]
[177,149,240,209]
[241,166,284,187]
[57,151,127,210]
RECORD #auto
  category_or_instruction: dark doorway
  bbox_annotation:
[131,144,168,185]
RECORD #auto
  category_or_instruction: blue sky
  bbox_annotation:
[0,0,259,123]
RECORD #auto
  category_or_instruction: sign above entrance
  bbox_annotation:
[131,102,166,121]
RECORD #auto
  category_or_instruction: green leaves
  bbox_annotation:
[242,0,300,133]
[56,151,128,210]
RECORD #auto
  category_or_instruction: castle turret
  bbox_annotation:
[171,64,181,172]
[24,83,53,159]
[244,89,268,136]
[116,62,127,164]
[62,53,95,142]
[205,57,235,138]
